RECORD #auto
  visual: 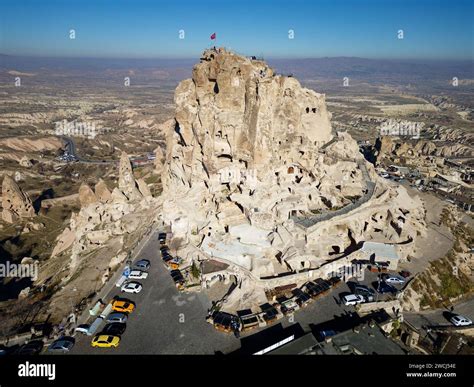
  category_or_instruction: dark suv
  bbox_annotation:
[373,281,397,294]
[158,233,167,244]
[353,284,375,301]
[102,323,126,336]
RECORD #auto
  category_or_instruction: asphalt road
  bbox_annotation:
[290,269,400,331]
[71,234,239,354]
[404,297,474,330]
[61,135,117,165]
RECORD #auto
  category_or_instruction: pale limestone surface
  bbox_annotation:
[1,175,35,223]
[160,49,427,312]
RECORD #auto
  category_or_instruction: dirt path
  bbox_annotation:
[399,185,454,275]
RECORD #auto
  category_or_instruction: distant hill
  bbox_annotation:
[267,57,474,84]
[0,55,472,92]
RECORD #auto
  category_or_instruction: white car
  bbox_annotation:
[121,281,143,294]
[341,294,365,306]
[450,314,472,327]
[384,275,405,285]
[74,324,90,335]
[128,270,148,280]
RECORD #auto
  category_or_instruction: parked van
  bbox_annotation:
[116,275,128,288]
[87,317,104,336]
[89,301,105,317]
[99,303,113,319]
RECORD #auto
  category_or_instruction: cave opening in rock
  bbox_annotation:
[217,154,233,162]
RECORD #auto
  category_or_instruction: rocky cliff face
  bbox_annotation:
[164,48,333,193]
[1,175,35,223]
[37,151,160,320]
[379,136,473,159]
[161,49,425,292]
[49,151,152,261]
[118,151,143,201]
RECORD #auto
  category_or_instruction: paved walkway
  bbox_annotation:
[293,159,376,229]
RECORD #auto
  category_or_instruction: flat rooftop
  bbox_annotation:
[316,323,406,355]
[361,242,398,260]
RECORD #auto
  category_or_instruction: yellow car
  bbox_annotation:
[91,334,120,348]
[112,300,135,314]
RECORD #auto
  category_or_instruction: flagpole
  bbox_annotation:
[210,32,217,51]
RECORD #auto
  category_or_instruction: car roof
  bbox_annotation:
[106,322,124,327]
[345,294,358,300]
[96,335,113,340]
[51,341,66,347]
[22,341,43,348]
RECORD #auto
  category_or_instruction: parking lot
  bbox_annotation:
[284,269,403,331]
[69,228,409,354]
[71,232,239,354]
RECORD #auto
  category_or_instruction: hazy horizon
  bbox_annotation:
[1,0,472,60]
[2,53,474,62]
[2,53,472,96]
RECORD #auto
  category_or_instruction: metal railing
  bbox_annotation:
[292,161,376,229]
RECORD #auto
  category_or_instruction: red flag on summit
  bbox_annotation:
[210,32,216,40]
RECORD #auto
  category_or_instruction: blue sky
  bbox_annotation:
[0,0,472,59]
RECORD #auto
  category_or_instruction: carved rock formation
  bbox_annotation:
[78,183,98,207]
[94,179,112,203]
[118,151,142,201]
[160,49,426,313]
[1,175,35,223]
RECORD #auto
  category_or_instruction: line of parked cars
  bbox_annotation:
[341,272,408,305]
[159,233,186,290]
[372,273,407,294]
[120,259,150,294]
[277,277,342,315]
[89,298,138,348]
[209,277,343,334]
[87,232,184,348]
[340,284,374,306]
[7,334,77,355]
[87,258,152,349]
